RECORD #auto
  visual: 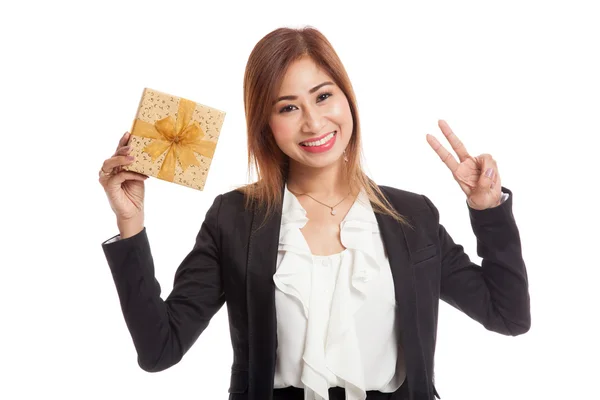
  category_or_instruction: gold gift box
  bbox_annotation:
[122,88,225,190]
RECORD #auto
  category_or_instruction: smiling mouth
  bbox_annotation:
[300,131,337,147]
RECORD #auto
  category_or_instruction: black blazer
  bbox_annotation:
[102,184,530,400]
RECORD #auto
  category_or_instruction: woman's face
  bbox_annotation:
[269,56,353,171]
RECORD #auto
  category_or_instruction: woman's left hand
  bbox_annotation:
[426,120,502,210]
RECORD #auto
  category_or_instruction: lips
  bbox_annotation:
[298,130,338,153]
[300,131,337,146]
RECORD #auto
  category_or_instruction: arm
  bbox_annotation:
[101,194,225,371]
[423,187,531,336]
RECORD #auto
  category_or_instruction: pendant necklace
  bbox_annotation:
[289,189,351,216]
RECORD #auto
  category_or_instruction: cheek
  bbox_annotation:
[328,97,353,130]
[269,116,296,145]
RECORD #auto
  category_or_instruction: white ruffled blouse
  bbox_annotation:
[272,184,406,400]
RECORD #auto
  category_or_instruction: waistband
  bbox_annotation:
[272,386,396,400]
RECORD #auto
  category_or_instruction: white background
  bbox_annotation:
[2,0,598,399]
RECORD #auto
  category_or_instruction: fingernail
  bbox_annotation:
[485,168,493,178]
[127,155,135,160]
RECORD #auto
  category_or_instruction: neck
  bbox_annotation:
[286,158,350,199]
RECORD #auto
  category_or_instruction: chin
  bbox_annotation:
[291,152,344,170]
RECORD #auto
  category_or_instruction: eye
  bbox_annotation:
[317,92,332,102]
[279,104,297,113]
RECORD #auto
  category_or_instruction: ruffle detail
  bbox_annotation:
[273,185,383,400]
[273,185,313,317]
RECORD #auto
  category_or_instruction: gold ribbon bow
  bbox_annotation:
[131,98,216,182]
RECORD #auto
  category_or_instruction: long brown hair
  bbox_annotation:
[237,26,410,227]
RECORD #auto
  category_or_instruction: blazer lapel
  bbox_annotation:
[246,189,283,400]
[374,197,430,396]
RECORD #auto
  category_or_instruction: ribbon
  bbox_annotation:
[130,98,217,182]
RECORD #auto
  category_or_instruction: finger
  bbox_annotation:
[110,171,149,185]
[102,154,135,173]
[99,169,148,186]
[476,155,501,186]
[426,133,459,172]
[491,164,501,190]
[476,154,497,188]
[438,120,471,162]
[115,132,131,154]
[115,145,132,156]
[111,146,132,174]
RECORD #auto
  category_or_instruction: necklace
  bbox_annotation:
[288,188,351,216]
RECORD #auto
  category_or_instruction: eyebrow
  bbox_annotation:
[273,81,334,105]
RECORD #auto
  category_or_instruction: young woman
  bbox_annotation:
[98,27,530,400]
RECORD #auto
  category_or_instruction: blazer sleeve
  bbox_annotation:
[423,187,531,336]
[101,194,225,372]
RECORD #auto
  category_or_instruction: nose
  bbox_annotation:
[301,104,326,134]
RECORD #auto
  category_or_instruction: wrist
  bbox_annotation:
[117,214,144,239]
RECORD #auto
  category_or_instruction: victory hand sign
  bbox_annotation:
[426,120,503,210]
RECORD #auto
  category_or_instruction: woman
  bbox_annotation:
[98,27,530,400]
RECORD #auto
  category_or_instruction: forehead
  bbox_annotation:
[277,56,333,93]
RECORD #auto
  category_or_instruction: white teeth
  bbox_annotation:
[301,132,336,147]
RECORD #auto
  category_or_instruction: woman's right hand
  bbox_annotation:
[99,131,149,222]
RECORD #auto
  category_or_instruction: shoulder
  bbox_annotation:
[220,186,246,203]
[210,187,247,214]
[375,184,441,229]
[205,188,253,234]
[377,184,432,214]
